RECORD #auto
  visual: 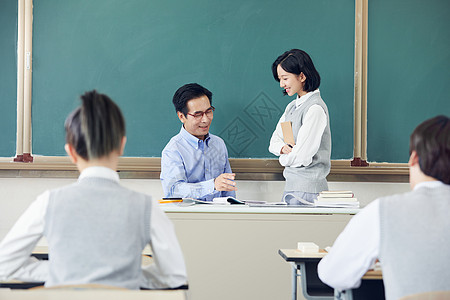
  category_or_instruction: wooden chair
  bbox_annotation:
[0,289,187,300]
[31,283,127,290]
[400,290,450,300]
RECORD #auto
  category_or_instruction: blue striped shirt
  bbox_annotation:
[160,126,235,201]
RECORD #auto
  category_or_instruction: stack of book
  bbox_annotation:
[314,191,359,208]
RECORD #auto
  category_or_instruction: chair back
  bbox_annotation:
[400,290,450,300]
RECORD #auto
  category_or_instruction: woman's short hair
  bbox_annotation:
[172,83,212,116]
[410,115,450,184]
[272,49,321,94]
[65,90,125,160]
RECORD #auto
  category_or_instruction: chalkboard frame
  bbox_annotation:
[9,0,450,182]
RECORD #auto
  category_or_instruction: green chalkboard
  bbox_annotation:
[367,0,450,163]
[31,0,355,159]
[0,0,17,157]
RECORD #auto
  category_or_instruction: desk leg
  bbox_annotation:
[292,263,300,300]
[336,289,352,300]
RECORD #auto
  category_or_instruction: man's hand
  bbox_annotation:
[214,173,237,191]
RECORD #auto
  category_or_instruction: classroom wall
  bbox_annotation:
[0,178,410,242]
[0,178,409,299]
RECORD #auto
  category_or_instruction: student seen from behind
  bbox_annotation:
[0,90,187,289]
[318,115,450,300]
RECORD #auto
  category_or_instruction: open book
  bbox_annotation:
[178,197,286,207]
[212,197,271,205]
[176,198,217,206]
[174,197,266,206]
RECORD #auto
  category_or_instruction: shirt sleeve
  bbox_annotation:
[141,200,187,289]
[0,192,50,282]
[161,147,215,199]
[279,105,327,167]
[317,200,380,291]
[221,146,236,198]
[268,112,286,156]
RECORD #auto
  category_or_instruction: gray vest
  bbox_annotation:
[44,177,152,289]
[283,92,331,193]
[379,184,450,300]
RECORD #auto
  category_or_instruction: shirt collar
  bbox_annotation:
[414,180,446,190]
[295,89,320,108]
[179,126,211,149]
[78,166,120,183]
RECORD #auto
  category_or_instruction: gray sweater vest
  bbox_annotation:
[283,92,331,193]
[379,184,450,300]
[44,177,152,289]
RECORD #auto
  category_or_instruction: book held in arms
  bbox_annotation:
[281,121,295,146]
[314,191,359,208]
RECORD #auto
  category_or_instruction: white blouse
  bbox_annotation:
[269,89,327,168]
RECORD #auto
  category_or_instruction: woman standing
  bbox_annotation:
[269,49,331,205]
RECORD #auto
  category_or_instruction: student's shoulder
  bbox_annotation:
[44,182,83,205]
[49,181,80,194]
[377,189,420,210]
[121,187,154,203]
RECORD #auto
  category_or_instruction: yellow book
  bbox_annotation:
[281,121,295,146]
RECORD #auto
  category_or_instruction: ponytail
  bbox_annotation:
[65,90,125,160]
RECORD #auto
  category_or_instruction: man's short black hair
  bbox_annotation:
[272,49,321,95]
[410,115,450,184]
[172,83,213,116]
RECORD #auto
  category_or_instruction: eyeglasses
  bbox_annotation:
[187,106,215,120]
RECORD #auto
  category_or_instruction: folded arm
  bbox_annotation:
[268,112,287,156]
[279,105,327,167]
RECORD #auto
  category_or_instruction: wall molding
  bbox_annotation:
[0,156,409,182]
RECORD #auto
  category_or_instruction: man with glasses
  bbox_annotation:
[160,83,237,201]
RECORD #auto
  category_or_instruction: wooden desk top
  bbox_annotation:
[0,290,185,300]
[162,204,359,215]
[32,246,48,254]
[279,248,383,279]
[362,269,382,280]
[31,245,153,256]
[278,248,327,261]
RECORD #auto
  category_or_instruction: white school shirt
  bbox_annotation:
[317,181,444,291]
[0,166,187,289]
[268,89,327,167]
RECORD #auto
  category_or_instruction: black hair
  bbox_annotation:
[409,115,450,184]
[271,49,321,95]
[172,83,212,116]
[65,90,126,160]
